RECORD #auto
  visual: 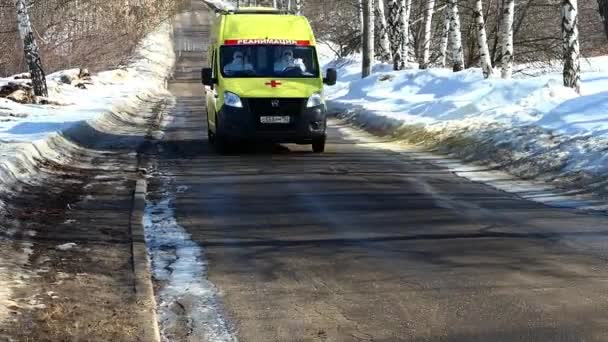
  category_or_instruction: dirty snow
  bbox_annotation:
[0,21,174,191]
[143,184,236,342]
[0,229,37,325]
[55,243,77,251]
[322,50,608,202]
[0,22,175,326]
[0,23,174,143]
[339,124,608,211]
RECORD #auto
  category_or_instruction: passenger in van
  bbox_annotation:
[274,49,306,73]
[223,51,254,74]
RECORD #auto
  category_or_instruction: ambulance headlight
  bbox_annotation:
[306,92,324,108]
[224,91,243,108]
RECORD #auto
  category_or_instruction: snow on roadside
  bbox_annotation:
[55,243,77,251]
[0,22,174,143]
[0,21,174,190]
[143,182,237,342]
[322,52,608,205]
[339,125,608,211]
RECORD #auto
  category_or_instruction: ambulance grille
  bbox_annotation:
[246,98,305,130]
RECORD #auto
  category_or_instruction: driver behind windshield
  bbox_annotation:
[274,48,306,73]
[223,51,254,74]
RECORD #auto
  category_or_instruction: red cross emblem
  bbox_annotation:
[265,80,282,88]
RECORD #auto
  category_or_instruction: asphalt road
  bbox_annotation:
[148,2,608,341]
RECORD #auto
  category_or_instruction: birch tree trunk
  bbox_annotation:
[598,0,608,39]
[400,0,412,69]
[419,0,435,69]
[499,0,514,78]
[15,0,47,97]
[375,0,393,62]
[473,0,494,78]
[295,0,301,14]
[562,0,581,93]
[388,0,401,70]
[447,0,464,71]
[362,0,375,78]
[360,0,365,37]
[438,5,450,68]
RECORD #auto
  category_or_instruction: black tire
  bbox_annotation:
[207,128,215,144]
[215,136,230,154]
[214,114,230,154]
[312,137,326,153]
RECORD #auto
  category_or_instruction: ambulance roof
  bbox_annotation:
[219,8,316,46]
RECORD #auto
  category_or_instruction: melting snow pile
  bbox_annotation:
[143,185,236,342]
[322,49,608,198]
[0,22,175,326]
[0,22,174,144]
[0,21,175,198]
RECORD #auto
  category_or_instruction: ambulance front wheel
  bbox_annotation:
[207,128,215,144]
[212,114,230,154]
[312,136,326,153]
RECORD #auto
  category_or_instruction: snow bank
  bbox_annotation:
[324,55,608,202]
[0,22,176,325]
[0,23,174,143]
[0,21,174,191]
[143,182,236,342]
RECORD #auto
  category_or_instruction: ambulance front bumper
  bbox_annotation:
[217,98,327,143]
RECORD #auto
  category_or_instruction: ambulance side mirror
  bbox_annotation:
[201,68,214,86]
[324,68,337,86]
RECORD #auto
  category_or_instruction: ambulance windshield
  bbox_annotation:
[220,45,319,78]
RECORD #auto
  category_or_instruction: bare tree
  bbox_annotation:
[299,0,605,74]
[438,4,450,67]
[388,0,402,69]
[599,0,608,38]
[387,0,412,70]
[499,0,515,78]
[360,0,365,36]
[375,0,393,62]
[473,0,494,78]
[419,0,436,69]
[362,0,375,77]
[15,0,47,97]
[447,0,465,71]
[562,0,581,93]
[401,0,412,69]
[2,0,187,78]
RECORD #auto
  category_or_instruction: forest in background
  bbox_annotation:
[0,0,189,77]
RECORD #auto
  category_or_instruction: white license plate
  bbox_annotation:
[260,116,290,124]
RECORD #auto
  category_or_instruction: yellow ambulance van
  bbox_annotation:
[201,7,337,153]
